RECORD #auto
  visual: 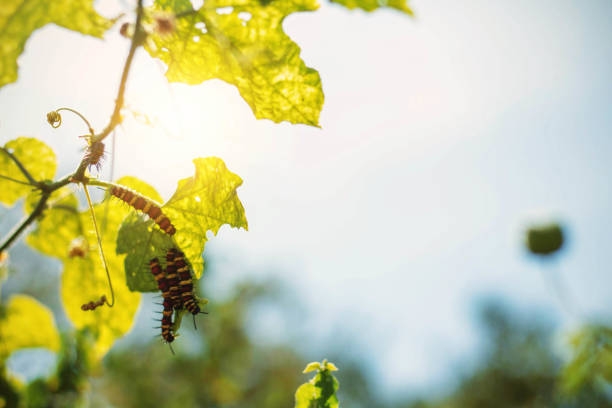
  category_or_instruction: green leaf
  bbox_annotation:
[295,360,340,408]
[561,326,612,395]
[164,157,247,279]
[25,180,142,360]
[303,361,322,373]
[329,0,413,14]
[26,187,84,260]
[0,137,56,206]
[146,0,324,126]
[117,157,247,292]
[0,295,60,361]
[0,0,112,89]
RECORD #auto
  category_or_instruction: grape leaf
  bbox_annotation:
[116,157,247,292]
[329,0,413,14]
[0,295,60,361]
[26,179,146,359]
[0,0,112,89]
[146,0,324,126]
[0,137,56,206]
[295,361,340,408]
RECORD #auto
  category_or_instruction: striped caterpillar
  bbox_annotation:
[170,248,201,316]
[149,258,175,344]
[109,185,176,235]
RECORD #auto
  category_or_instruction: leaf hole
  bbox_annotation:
[195,22,207,34]
[161,47,169,52]
[195,196,201,202]
[193,36,200,42]
[216,6,233,15]
[238,12,252,21]
[190,0,204,9]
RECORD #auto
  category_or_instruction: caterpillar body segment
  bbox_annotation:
[109,185,176,235]
[161,298,175,344]
[173,249,201,315]
[165,249,183,310]
[149,258,170,300]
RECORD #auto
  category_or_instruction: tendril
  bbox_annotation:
[47,107,95,137]
[83,183,115,308]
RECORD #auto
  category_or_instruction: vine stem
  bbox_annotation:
[55,107,95,136]
[0,0,145,253]
[83,184,115,308]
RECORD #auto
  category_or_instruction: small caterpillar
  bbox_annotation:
[165,249,183,309]
[81,295,106,311]
[85,141,105,171]
[171,248,201,315]
[109,185,176,235]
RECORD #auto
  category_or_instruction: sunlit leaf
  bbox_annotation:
[329,0,413,14]
[0,138,56,206]
[147,0,324,126]
[26,187,83,260]
[163,157,247,279]
[303,361,321,373]
[0,0,112,89]
[0,295,60,361]
[295,360,340,408]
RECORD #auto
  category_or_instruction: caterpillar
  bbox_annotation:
[81,295,106,311]
[85,141,105,171]
[165,249,183,309]
[109,185,176,235]
[150,258,175,345]
[171,248,201,315]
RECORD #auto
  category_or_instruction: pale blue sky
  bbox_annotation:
[2,0,612,396]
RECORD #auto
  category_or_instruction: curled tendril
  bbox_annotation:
[46,111,62,128]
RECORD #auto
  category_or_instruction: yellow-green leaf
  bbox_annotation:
[147,0,324,126]
[0,0,112,89]
[163,157,248,279]
[303,361,322,373]
[295,361,340,408]
[0,295,60,361]
[329,0,413,14]
[0,137,56,206]
[26,187,84,260]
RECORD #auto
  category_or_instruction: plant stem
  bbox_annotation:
[0,147,37,186]
[0,0,144,251]
[0,193,50,252]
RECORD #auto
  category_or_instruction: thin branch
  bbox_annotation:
[0,193,49,252]
[0,174,35,186]
[73,0,144,181]
[0,147,37,185]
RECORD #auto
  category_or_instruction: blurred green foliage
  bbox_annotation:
[526,223,564,256]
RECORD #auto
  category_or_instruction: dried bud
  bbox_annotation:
[120,22,133,38]
[153,13,176,36]
[46,111,62,128]
[68,237,89,258]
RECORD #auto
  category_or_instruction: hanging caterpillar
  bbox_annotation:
[109,185,176,235]
[170,248,201,316]
[165,249,183,309]
[149,258,175,344]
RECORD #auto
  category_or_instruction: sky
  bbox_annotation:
[2,0,612,397]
